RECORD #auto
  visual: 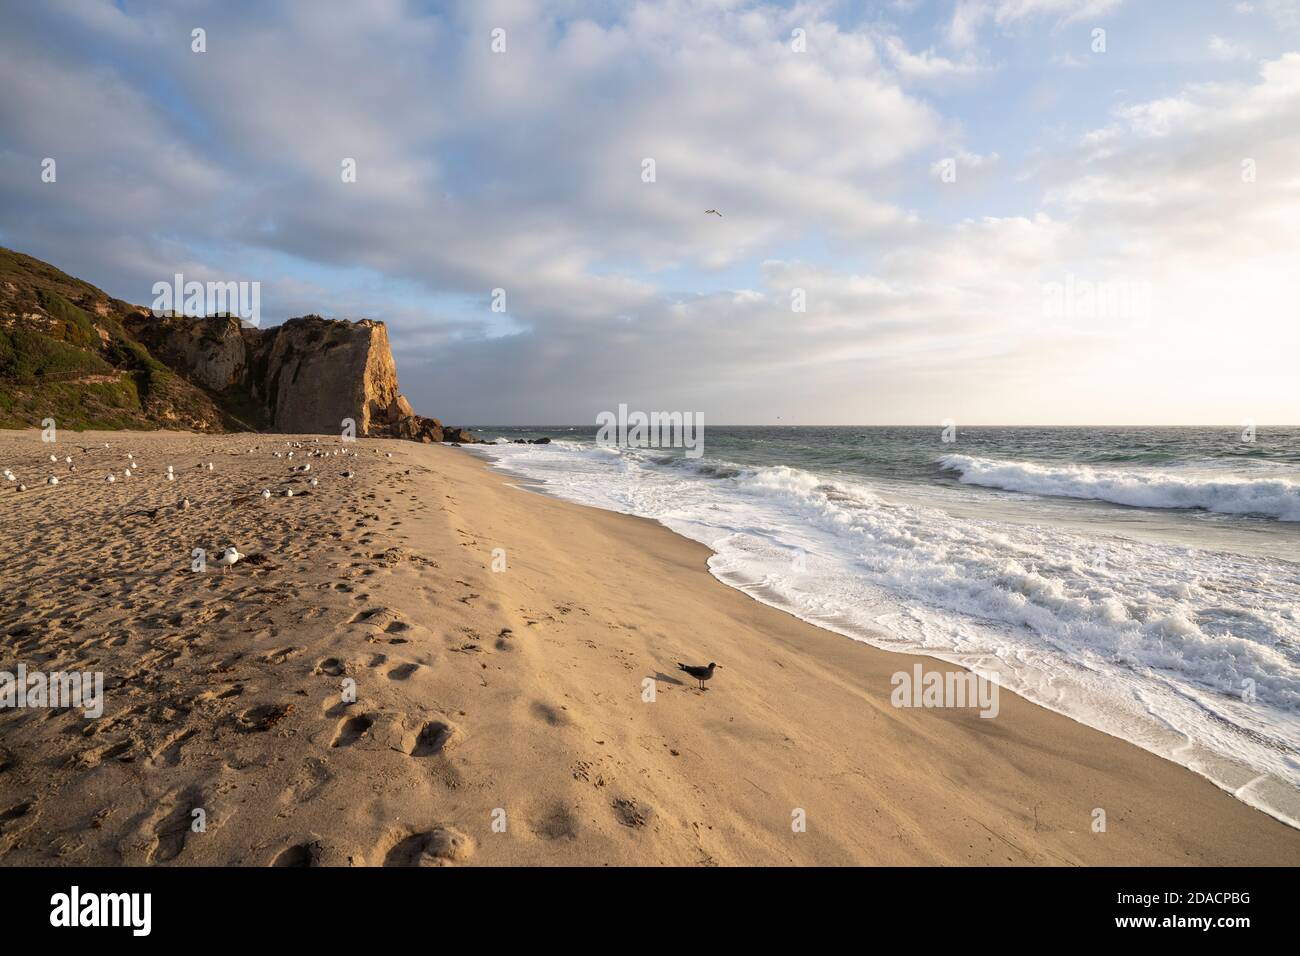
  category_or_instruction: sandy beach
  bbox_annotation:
[0,428,1296,867]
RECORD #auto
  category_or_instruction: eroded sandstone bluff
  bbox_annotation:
[0,247,475,442]
[125,312,473,442]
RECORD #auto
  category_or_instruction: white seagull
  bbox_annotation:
[215,547,243,571]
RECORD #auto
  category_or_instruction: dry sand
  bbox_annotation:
[0,428,1296,866]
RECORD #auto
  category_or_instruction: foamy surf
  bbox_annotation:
[940,454,1300,522]
[472,435,1300,828]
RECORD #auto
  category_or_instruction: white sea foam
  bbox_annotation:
[940,454,1300,521]
[472,439,1300,826]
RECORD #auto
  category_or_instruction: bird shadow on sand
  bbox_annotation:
[653,671,686,686]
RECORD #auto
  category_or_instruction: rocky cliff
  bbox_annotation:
[0,247,475,442]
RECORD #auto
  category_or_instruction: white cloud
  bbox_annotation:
[880,34,987,79]
[947,0,1125,47]
[1209,35,1252,61]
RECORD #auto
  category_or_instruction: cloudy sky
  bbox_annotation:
[2,0,1299,425]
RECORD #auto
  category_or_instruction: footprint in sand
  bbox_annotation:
[611,796,654,829]
[74,739,135,768]
[531,803,579,841]
[280,758,330,804]
[271,842,319,867]
[148,787,204,864]
[387,663,420,680]
[408,719,459,757]
[150,728,197,767]
[349,606,406,631]
[382,826,474,866]
[330,714,374,748]
[530,702,569,727]
[236,703,293,733]
[314,657,346,676]
[0,800,34,832]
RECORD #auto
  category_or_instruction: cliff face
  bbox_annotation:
[125,311,462,439]
[0,247,474,441]
[258,317,410,435]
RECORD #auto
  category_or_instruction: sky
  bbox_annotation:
[1,0,1299,425]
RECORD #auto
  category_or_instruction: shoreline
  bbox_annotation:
[470,442,1300,832]
[1,429,1297,865]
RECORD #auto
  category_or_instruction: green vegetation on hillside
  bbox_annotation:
[0,248,231,431]
[0,326,114,381]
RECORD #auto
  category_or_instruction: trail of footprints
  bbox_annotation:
[0,433,657,865]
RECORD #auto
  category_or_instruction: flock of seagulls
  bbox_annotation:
[3,438,368,578]
[6,436,728,691]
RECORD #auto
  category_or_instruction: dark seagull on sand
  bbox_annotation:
[677,661,719,691]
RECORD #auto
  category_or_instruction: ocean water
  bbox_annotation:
[467,426,1300,826]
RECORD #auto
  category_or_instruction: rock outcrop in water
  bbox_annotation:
[0,246,476,441]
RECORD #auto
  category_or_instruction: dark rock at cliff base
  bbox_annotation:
[442,426,476,444]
